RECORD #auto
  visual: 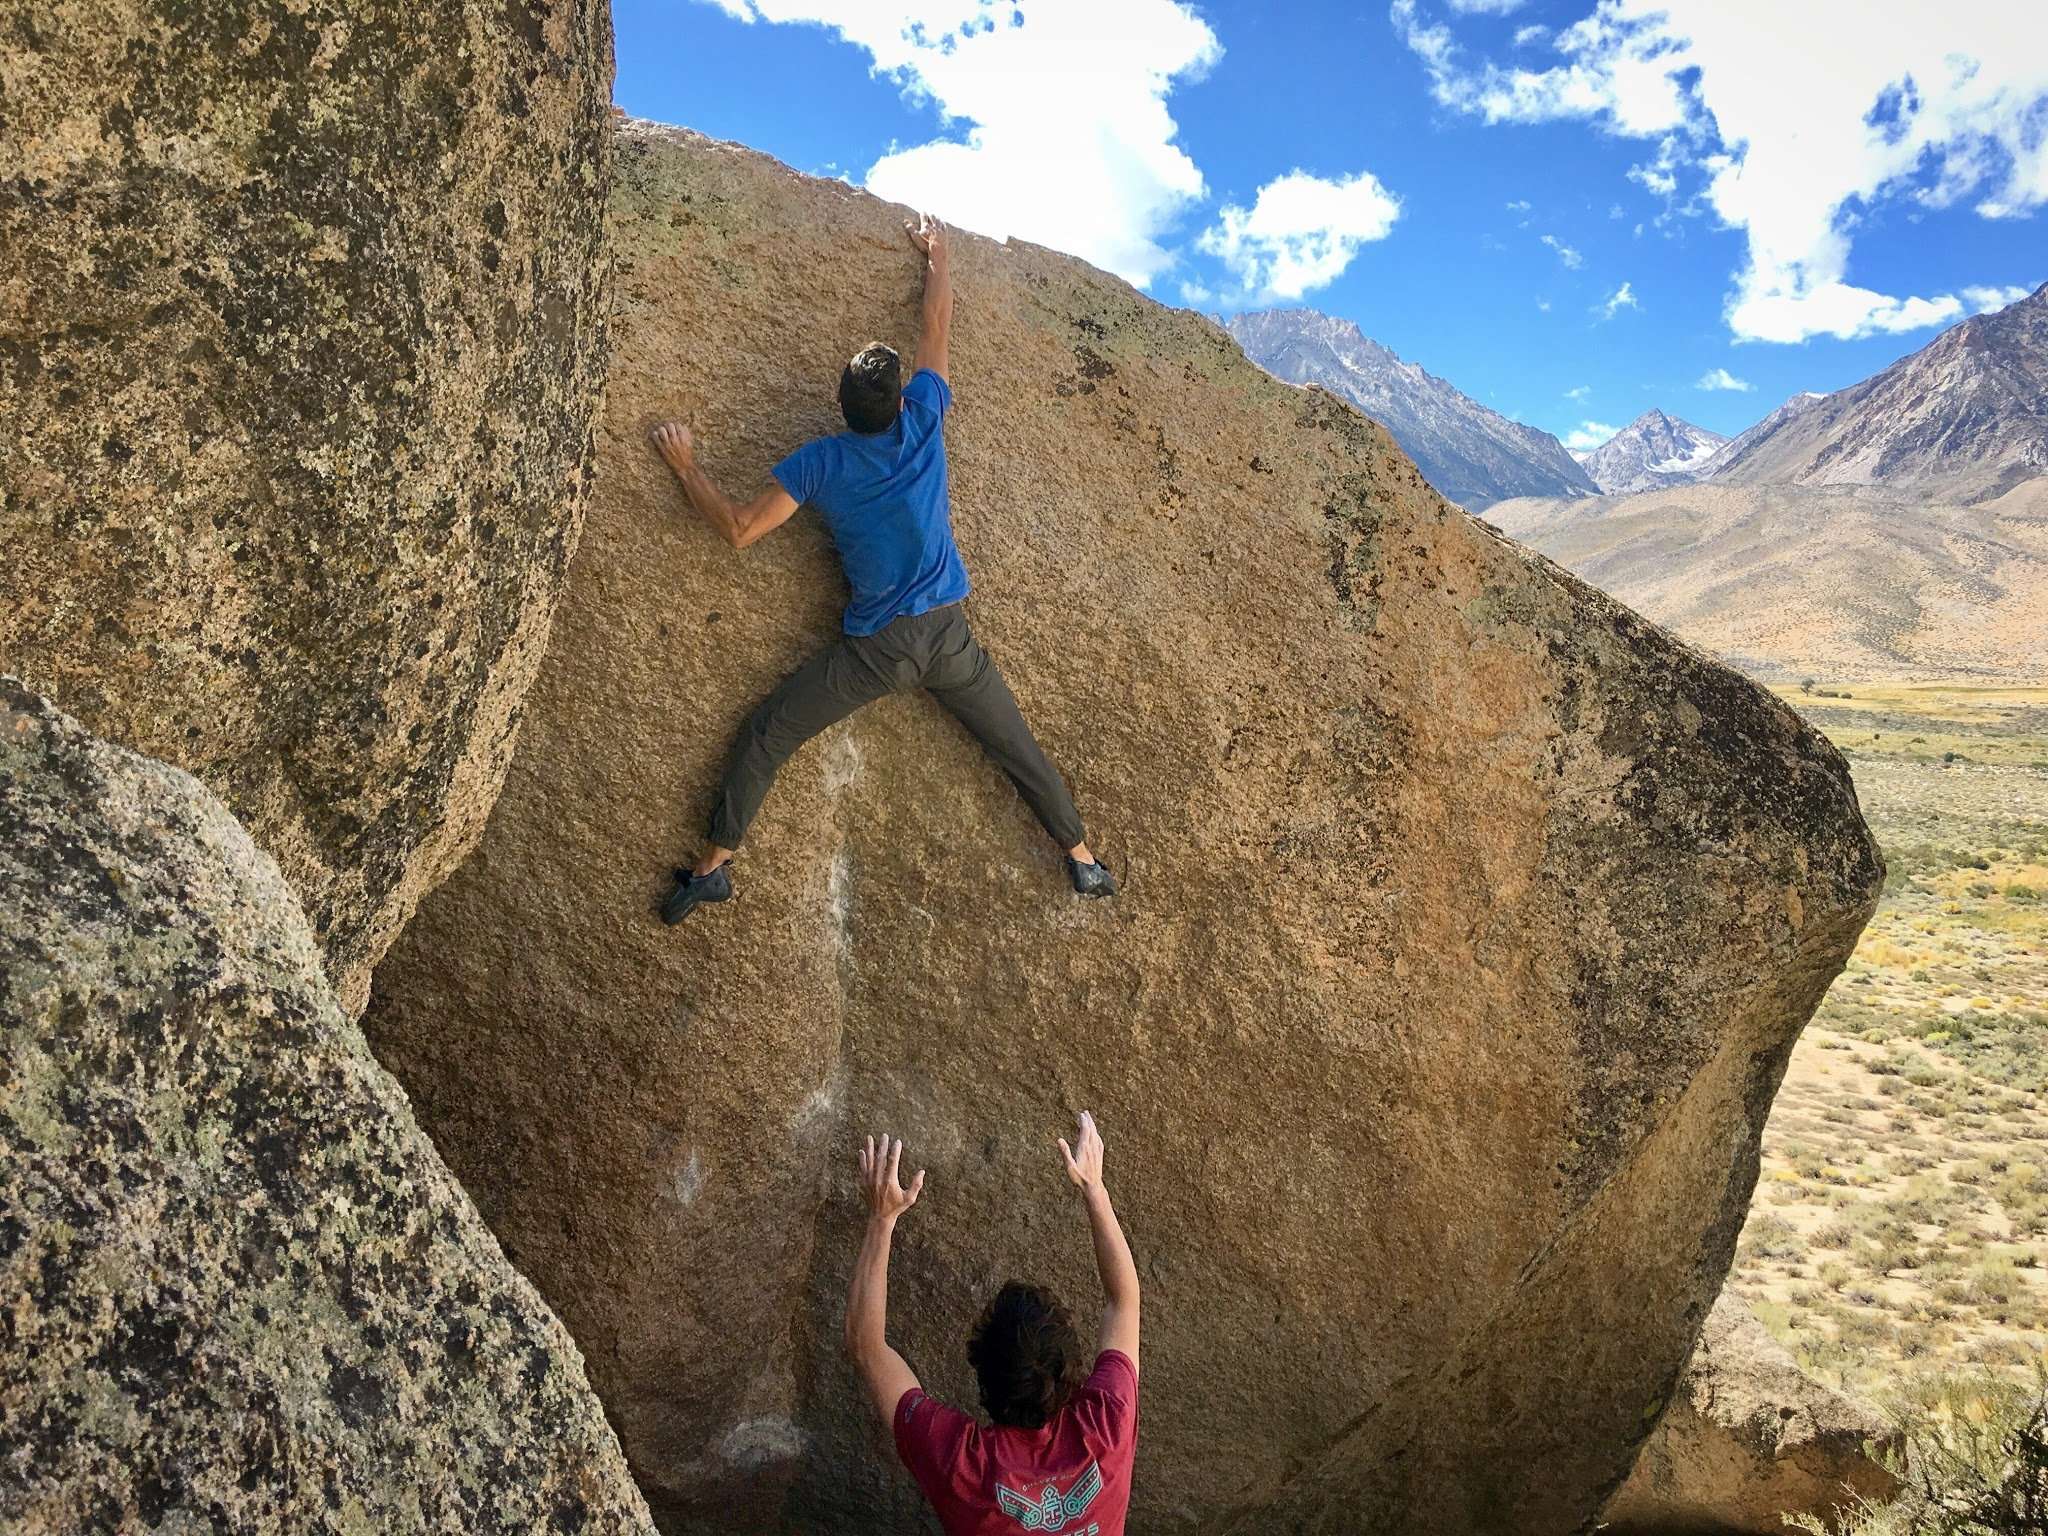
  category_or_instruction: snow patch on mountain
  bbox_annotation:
[1578,410,1730,496]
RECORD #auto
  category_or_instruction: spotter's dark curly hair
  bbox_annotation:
[966,1280,1084,1429]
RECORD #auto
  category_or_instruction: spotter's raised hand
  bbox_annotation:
[859,1133,926,1224]
[1058,1110,1106,1192]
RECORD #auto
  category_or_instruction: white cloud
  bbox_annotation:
[1513,23,1549,46]
[1696,367,1753,391]
[1565,384,1591,400]
[1505,198,1531,211]
[1597,280,1638,317]
[1535,297,1552,311]
[1179,279,1214,305]
[1540,232,1584,267]
[712,0,1220,288]
[1961,282,2037,312]
[1625,134,1685,204]
[1563,420,1621,451]
[1390,0,2048,342]
[1445,0,1528,11]
[1198,169,1402,299]
[1393,0,1693,134]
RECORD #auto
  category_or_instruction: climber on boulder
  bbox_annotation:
[649,211,1114,924]
[845,1112,1141,1536]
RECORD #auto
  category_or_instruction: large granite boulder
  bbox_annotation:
[1601,1293,1900,1534]
[364,122,1884,1534]
[0,0,615,1014]
[0,678,655,1534]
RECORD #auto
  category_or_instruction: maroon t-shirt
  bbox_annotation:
[894,1350,1139,1535]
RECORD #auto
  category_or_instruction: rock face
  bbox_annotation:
[1579,410,1730,496]
[1227,307,1600,509]
[0,0,616,1014]
[1702,283,2048,504]
[1602,1293,1899,1534]
[0,680,654,1535]
[366,122,1884,1535]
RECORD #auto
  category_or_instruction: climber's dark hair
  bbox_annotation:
[967,1280,1083,1429]
[839,342,902,434]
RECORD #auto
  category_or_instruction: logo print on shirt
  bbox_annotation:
[994,1461,1102,1532]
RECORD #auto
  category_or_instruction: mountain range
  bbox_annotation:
[1575,409,1728,496]
[1700,282,2048,503]
[1224,308,1598,510]
[1229,281,2046,512]
[1693,392,1826,477]
[1226,284,2045,677]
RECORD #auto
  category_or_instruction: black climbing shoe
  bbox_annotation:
[1066,856,1118,899]
[661,864,733,925]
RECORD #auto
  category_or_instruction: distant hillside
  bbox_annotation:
[1226,308,1598,510]
[1695,391,1827,476]
[1703,282,2048,503]
[1578,409,1728,495]
[1487,480,2048,681]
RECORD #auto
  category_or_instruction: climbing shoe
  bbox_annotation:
[661,864,733,925]
[1066,856,1118,899]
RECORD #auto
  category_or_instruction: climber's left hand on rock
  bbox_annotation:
[651,420,694,468]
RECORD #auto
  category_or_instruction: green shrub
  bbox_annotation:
[1866,1238,1924,1275]
[1968,1257,2019,1307]
[1785,1366,2048,1535]
[1743,1211,1807,1263]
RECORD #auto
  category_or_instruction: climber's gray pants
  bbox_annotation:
[706,602,1087,852]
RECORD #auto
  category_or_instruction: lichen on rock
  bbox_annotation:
[0,678,655,1535]
[0,0,617,1014]
[363,122,1885,1534]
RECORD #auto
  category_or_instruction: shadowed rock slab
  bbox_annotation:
[366,122,1885,1535]
[0,678,655,1535]
[1602,1292,1900,1534]
[0,0,615,1013]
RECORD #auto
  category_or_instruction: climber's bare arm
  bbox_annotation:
[649,422,797,550]
[1059,1111,1140,1373]
[906,213,951,382]
[846,1134,926,1427]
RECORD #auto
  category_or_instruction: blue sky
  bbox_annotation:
[616,0,2047,450]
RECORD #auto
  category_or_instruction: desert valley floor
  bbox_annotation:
[1727,683,2048,1407]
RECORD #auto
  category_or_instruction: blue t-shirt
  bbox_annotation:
[771,368,971,636]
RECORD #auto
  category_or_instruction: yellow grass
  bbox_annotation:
[1730,681,2048,1395]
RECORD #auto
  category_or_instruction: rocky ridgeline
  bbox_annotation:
[1577,410,1729,497]
[2,6,1888,1530]
[1227,307,1601,510]
[362,121,1883,1535]
[1702,283,2048,504]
